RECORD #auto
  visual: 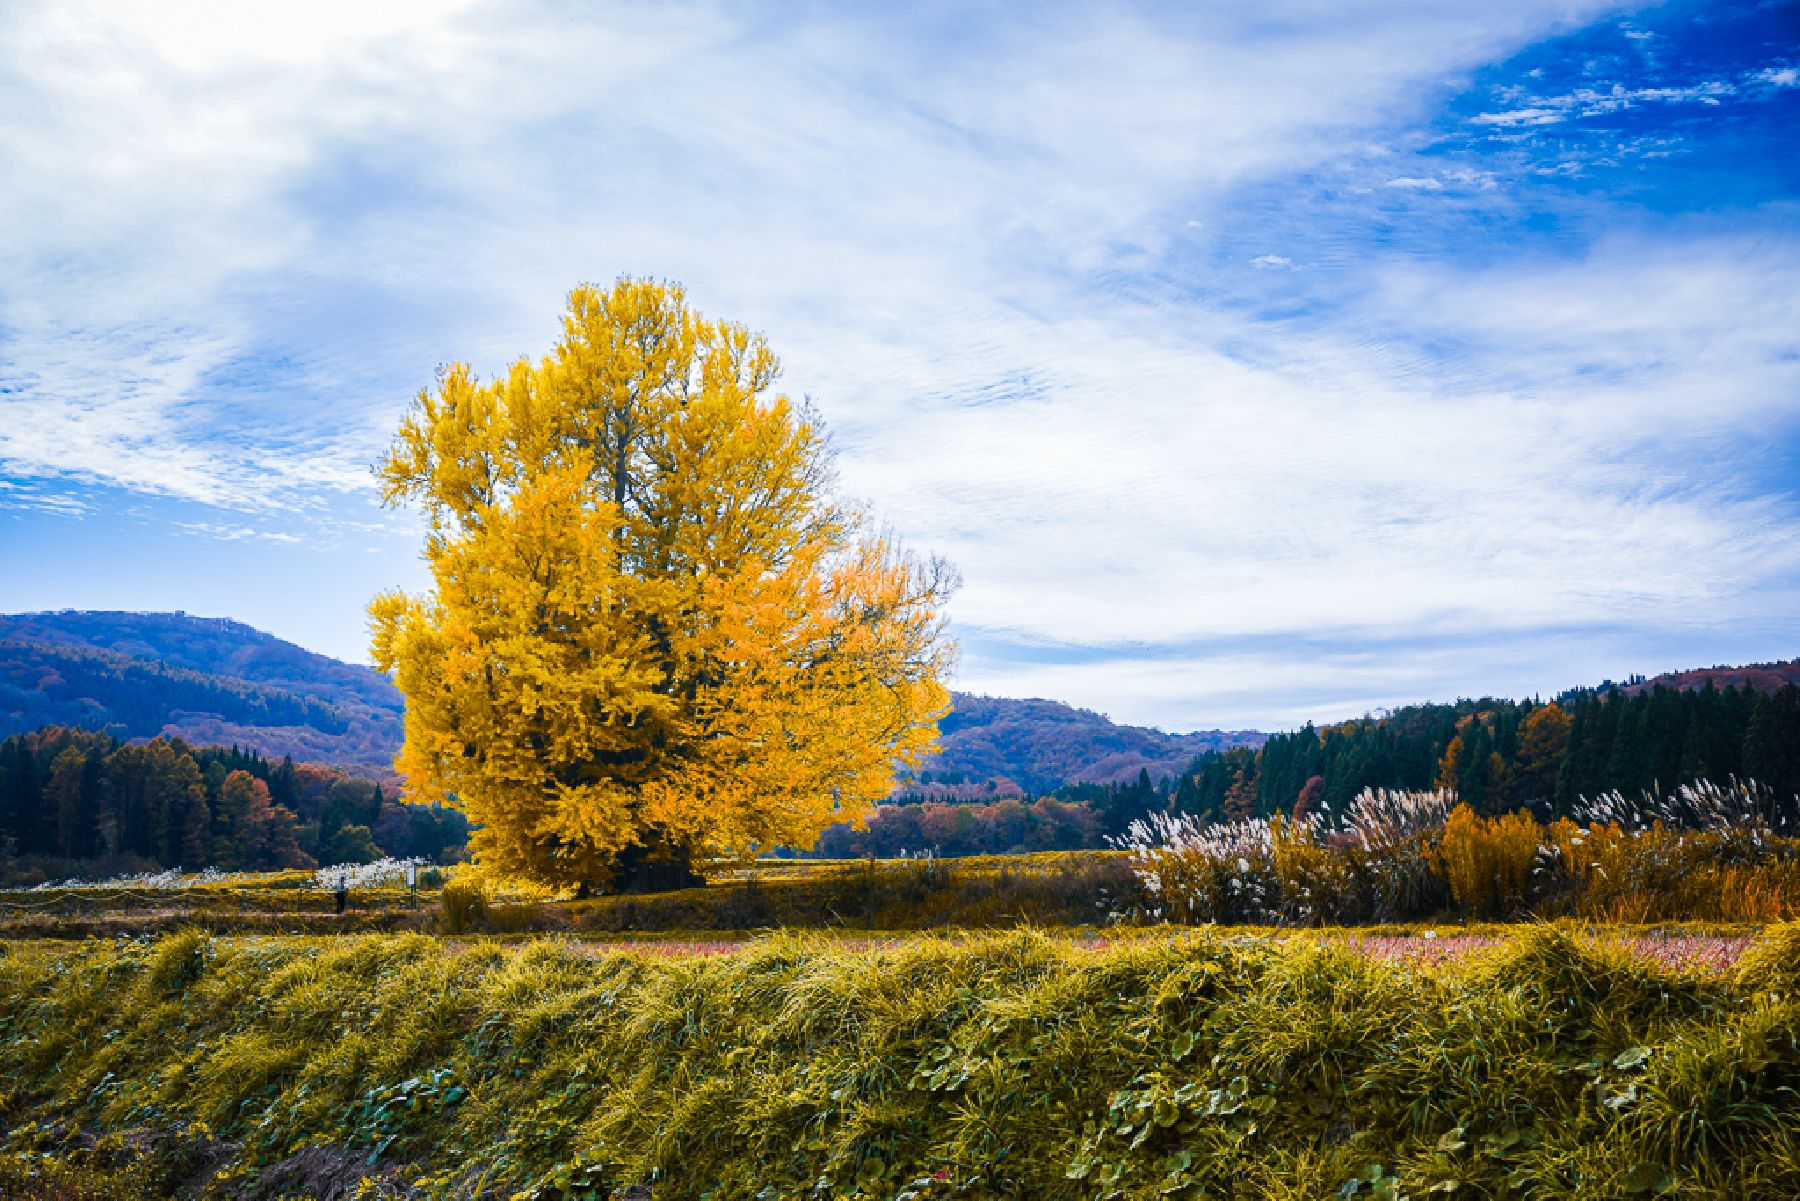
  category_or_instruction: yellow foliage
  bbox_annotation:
[1435,805,1543,917]
[1542,816,1800,923]
[1435,732,1467,792]
[1512,703,1571,801]
[370,279,955,889]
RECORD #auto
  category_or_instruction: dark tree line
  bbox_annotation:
[810,768,1198,856]
[0,727,469,879]
[809,796,1101,858]
[1171,682,1800,826]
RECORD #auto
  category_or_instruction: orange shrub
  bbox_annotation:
[1435,805,1544,917]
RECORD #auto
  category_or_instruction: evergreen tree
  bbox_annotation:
[108,744,160,859]
[5,738,46,854]
[268,756,298,813]
[202,759,230,834]
[1588,694,1624,796]
[1603,694,1647,796]
[1744,686,1800,803]
[0,738,34,854]
[47,747,104,859]
[1642,686,1686,793]
[156,754,211,868]
[1456,721,1493,814]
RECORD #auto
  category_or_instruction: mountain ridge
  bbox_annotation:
[922,692,1264,792]
[7,610,1787,794]
[0,610,403,772]
[0,610,1259,791]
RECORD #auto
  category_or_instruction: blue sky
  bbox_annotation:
[1,0,1796,731]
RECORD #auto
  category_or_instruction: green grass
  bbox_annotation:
[2,923,1798,1199]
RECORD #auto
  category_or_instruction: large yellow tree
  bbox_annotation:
[370,280,955,891]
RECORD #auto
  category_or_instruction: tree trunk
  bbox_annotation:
[608,835,705,894]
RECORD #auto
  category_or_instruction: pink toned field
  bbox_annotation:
[1334,932,1754,972]
[554,930,1758,973]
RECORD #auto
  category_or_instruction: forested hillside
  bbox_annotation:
[0,611,402,770]
[1616,659,1800,696]
[0,725,468,881]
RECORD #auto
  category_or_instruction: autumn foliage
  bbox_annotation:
[370,280,955,890]
[1434,804,1541,918]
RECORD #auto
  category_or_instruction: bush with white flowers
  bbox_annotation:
[313,857,428,891]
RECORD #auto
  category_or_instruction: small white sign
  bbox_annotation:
[404,864,418,887]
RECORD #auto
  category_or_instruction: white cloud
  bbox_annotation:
[6,0,1797,728]
[832,240,1800,654]
[1470,69,1786,128]
[1471,106,1565,126]
[175,522,305,544]
[959,624,1795,732]
[0,0,1630,504]
[0,480,89,517]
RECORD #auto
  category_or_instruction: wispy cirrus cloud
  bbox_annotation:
[854,237,1800,646]
[1467,66,1800,126]
[174,522,305,545]
[1,0,1632,515]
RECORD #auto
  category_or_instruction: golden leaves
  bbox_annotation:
[370,279,954,889]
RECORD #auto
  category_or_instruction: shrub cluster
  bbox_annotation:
[811,796,1102,858]
[571,853,1141,933]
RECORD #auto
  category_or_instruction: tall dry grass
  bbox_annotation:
[1123,779,1800,926]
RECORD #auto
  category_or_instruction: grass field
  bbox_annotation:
[2,921,1799,1199]
[0,854,1143,939]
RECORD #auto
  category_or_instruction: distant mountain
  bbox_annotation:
[0,611,402,772]
[0,610,1265,792]
[918,693,1266,794]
